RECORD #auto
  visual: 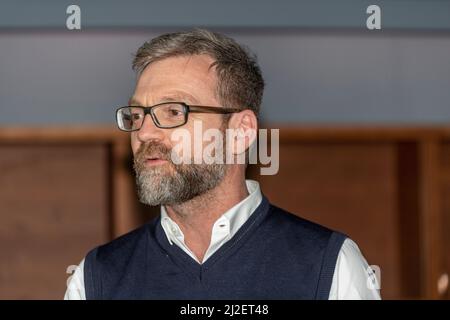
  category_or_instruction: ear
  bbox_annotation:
[226,109,258,157]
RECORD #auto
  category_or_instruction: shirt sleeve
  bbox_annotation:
[328,238,382,300]
[64,258,86,300]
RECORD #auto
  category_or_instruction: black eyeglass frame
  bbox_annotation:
[116,102,242,131]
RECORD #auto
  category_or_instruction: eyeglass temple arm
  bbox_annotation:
[188,105,242,114]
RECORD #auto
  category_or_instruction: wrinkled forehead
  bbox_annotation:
[132,55,219,106]
[128,91,200,106]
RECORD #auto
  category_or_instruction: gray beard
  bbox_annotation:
[134,158,227,206]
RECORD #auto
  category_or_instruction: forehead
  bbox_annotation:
[132,54,218,105]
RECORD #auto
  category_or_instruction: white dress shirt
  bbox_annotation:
[65,180,381,300]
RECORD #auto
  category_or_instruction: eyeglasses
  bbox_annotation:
[116,102,242,132]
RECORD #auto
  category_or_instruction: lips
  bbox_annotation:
[136,141,172,168]
[145,154,166,161]
[144,155,168,166]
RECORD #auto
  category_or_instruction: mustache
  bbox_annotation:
[134,141,172,165]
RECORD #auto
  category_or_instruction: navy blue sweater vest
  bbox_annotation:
[84,196,347,299]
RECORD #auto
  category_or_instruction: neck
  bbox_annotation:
[164,166,248,263]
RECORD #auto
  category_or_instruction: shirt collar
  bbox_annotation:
[160,179,262,246]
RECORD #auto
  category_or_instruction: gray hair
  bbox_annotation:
[132,29,265,118]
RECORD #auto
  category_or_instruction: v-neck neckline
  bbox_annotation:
[152,196,271,279]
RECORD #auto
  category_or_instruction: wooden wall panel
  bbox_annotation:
[439,143,450,299]
[396,143,422,298]
[0,144,109,299]
[0,126,449,300]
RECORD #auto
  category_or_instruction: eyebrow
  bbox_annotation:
[128,92,200,106]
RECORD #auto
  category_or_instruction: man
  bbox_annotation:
[65,29,380,300]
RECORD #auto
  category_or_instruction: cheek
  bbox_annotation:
[178,119,226,160]
[131,133,140,154]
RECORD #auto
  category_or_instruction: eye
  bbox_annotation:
[168,108,183,116]
[131,113,142,121]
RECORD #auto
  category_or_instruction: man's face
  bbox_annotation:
[130,54,228,206]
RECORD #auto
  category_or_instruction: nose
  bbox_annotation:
[136,114,165,143]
